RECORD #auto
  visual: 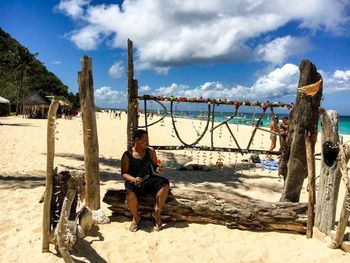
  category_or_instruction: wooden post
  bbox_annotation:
[127,39,138,151]
[144,99,148,136]
[210,103,215,148]
[330,191,350,248]
[329,144,350,248]
[280,60,323,202]
[314,109,341,235]
[42,99,58,252]
[305,130,316,238]
[78,55,100,210]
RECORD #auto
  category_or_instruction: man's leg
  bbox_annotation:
[154,184,170,223]
[126,192,140,231]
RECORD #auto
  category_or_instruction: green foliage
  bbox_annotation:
[0,27,79,111]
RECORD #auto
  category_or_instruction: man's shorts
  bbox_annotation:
[125,175,169,196]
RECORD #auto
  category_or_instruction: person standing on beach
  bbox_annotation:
[121,129,170,232]
[266,115,279,159]
[279,116,288,152]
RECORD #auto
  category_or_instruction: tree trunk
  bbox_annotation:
[103,189,308,233]
[280,60,323,202]
[78,56,100,210]
[127,39,138,151]
[314,109,341,235]
[15,71,24,116]
[42,100,59,252]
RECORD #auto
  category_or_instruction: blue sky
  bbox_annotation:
[1,0,350,114]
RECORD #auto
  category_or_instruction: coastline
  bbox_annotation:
[0,112,349,262]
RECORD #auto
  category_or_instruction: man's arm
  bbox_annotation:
[149,146,162,173]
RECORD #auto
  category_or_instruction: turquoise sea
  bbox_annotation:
[171,111,350,136]
[112,108,350,135]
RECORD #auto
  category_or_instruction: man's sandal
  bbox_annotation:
[151,212,163,231]
[129,217,141,232]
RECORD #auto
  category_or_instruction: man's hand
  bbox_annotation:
[133,177,142,186]
[156,167,163,173]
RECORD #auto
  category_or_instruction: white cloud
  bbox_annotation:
[250,64,299,98]
[58,0,350,72]
[56,0,90,19]
[154,63,300,101]
[52,60,62,65]
[256,36,310,64]
[68,25,102,50]
[94,65,350,107]
[321,69,350,93]
[139,85,151,95]
[94,86,126,108]
[108,61,124,79]
[333,70,350,81]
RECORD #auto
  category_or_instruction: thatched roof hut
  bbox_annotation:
[21,92,51,105]
[0,96,10,116]
[0,96,9,104]
[20,92,50,118]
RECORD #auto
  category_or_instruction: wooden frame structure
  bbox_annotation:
[135,95,292,155]
[126,40,292,156]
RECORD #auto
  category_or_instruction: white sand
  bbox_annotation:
[0,112,349,263]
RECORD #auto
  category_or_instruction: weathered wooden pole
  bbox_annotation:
[127,39,138,151]
[42,99,58,252]
[329,144,350,249]
[210,103,215,148]
[314,109,341,235]
[78,55,100,210]
[280,60,323,202]
[305,130,316,238]
[330,191,350,249]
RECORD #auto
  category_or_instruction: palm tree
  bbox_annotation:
[13,48,38,115]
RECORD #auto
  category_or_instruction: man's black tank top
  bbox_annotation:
[124,148,157,179]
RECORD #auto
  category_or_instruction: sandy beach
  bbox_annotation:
[1,112,350,263]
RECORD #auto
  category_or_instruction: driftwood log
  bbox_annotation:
[127,39,138,151]
[280,60,323,202]
[54,171,87,263]
[314,109,341,235]
[103,189,308,233]
[78,55,100,210]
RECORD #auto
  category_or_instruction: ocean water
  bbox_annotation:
[170,111,350,136]
[110,107,350,136]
